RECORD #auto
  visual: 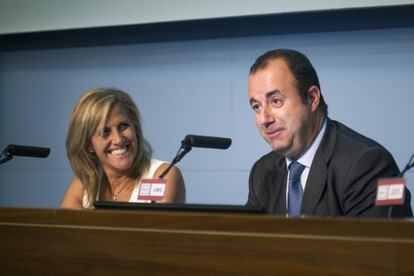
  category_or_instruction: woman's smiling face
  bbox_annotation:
[91,105,138,177]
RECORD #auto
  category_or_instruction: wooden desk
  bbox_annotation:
[1,207,413,275]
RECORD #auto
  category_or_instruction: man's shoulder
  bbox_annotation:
[325,119,397,169]
[329,119,387,152]
[252,151,284,171]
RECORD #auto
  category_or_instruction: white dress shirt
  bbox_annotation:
[286,119,327,206]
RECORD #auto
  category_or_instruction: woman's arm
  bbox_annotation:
[60,177,84,209]
[154,164,186,203]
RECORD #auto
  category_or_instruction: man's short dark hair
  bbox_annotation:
[250,49,328,116]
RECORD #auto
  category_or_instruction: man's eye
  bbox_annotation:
[271,97,283,107]
[251,103,261,112]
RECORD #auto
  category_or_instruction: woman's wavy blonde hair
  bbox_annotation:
[66,88,152,207]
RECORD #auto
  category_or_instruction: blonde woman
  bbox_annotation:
[61,88,185,209]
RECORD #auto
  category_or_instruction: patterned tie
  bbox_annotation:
[288,161,306,217]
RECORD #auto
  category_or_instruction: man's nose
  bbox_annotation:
[257,105,274,127]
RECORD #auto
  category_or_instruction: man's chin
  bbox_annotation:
[269,139,296,156]
[272,145,305,159]
[270,145,289,156]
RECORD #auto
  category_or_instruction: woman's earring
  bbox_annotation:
[88,148,94,153]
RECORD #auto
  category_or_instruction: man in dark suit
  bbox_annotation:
[246,49,412,217]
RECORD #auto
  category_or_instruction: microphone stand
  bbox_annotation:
[159,138,192,179]
[387,153,414,218]
[400,154,414,178]
[0,147,13,165]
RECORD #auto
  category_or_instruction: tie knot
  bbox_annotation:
[289,161,305,181]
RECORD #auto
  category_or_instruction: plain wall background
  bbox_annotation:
[1,0,413,34]
[1,6,413,208]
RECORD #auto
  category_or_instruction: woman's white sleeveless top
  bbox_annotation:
[82,159,166,208]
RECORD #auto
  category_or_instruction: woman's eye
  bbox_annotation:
[119,123,129,131]
[102,127,111,137]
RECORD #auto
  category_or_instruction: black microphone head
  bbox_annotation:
[6,144,50,158]
[182,135,231,150]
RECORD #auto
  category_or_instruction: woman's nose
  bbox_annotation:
[110,129,124,143]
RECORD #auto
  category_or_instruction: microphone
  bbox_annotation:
[158,134,232,179]
[181,135,231,150]
[5,144,50,158]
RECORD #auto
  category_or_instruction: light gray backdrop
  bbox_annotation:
[1,17,413,208]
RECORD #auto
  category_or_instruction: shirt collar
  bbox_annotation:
[287,118,327,169]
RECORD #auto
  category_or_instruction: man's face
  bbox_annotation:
[248,58,319,159]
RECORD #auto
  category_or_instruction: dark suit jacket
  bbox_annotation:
[247,118,413,217]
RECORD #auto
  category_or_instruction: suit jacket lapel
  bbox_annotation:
[301,118,336,215]
[301,154,328,215]
[264,152,288,215]
[271,166,288,215]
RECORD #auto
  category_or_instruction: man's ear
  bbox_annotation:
[308,85,321,112]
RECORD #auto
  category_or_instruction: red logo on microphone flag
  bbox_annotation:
[138,179,167,201]
[375,178,405,206]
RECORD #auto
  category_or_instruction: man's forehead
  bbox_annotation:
[249,59,297,90]
[253,57,289,72]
